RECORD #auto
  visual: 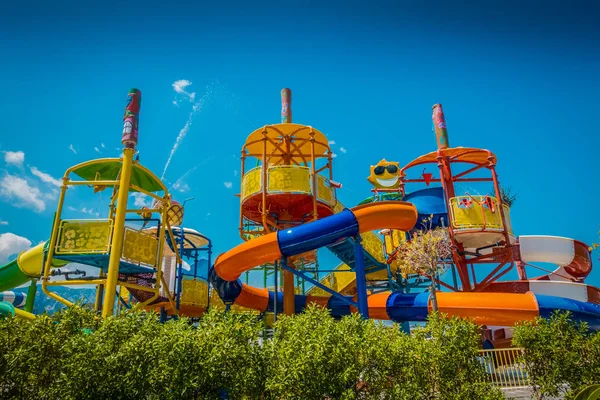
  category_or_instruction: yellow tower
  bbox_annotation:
[238,89,338,315]
[41,89,178,317]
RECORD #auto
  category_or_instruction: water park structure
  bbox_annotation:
[0,89,212,320]
[0,87,598,350]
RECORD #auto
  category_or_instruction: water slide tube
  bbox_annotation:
[0,241,68,292]
[0,291,27,307]
[483,235,598,309]
[210,201,600,329]
[519,235,592,281]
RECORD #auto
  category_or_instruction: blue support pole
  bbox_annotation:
[353,236,370,319]
[280,260,358,309]
[175,227,185,311]
[400,321,410,333]
[273,260,278,323]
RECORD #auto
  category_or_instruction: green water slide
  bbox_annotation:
[0,241,68,292]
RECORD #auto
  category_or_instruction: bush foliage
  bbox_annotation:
[512,312,600,400]
[0,305,504,399]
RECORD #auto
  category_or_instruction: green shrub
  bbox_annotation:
[408,312,504,400]
[513,311,600,399]
[0,305,505,399]
[265,306,502,400]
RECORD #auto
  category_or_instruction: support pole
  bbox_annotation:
[281,88,296,316]
[281,88,292,123]
[273,260,279,323]
[353,236,369,319]
[102,88,141,318]
[24,279,37,313]
[432,103,449,150]
[176,227,185,311]
[102,147,134,318]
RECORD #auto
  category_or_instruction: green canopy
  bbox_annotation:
[358,193,403,205]
[71,160,165,193]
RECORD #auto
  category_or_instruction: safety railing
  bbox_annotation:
[479,348,529,387]
[122,227,159,267]
[55,219,113,254]
[448,195,513,235]
[240,165,336,207]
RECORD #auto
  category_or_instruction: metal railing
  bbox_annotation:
[479,348,529,387]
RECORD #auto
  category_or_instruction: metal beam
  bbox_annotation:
[280,259,358,309]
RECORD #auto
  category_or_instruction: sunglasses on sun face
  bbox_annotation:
[374,165,398,175]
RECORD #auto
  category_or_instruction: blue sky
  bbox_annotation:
[0,0,598,290]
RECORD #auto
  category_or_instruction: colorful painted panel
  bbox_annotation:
[267,165,311,194]
[122,227,159,267]
[55,220,112,254]
[449,196,504,231]
[241,167,262,201]
[360,231,386,264]
[181,278,209,308]
[316,174,336,206]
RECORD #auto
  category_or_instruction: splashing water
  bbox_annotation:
[161,82,221,180]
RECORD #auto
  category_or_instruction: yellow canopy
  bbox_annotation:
[402,147,497,172]
[243,123,331,163]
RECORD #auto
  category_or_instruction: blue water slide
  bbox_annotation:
[402,187,448,232]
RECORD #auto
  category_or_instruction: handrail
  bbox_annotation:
[478,348,529,387]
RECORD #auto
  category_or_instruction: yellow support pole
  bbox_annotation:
[41,177,75,308]
[102,146,134,318]
[101,88,141,318]
[14,308,36,321]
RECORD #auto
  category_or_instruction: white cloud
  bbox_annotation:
[101,143,106,149]
[44,188,58,200]
[0,232,32,263]
[331,153,338,158]
[68,144,77,154]
[30,166,62,187]
[0,220,8,226]
[173,182,190,193]
[0,173,46,212]
[233,170,238,177]
[81,207,100,217]
[340,147,347,154]
[328,140,336,145]
[130,192,152,208]
[223,181,233,189]
[4,151,24,167]
[172,79,196,103]
[66,205,99,217]
[172,79,192,94]
[172,100,179,107]
[94,147,101,153]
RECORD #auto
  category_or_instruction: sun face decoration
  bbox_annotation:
[367,159,402,189]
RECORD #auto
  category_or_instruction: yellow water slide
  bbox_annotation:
[0,242,68,292]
